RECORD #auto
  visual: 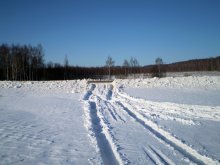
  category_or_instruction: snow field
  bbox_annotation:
[0,89,96,164]
[0,76,220,164]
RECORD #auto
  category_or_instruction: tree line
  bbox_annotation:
[0,43,220,80]
[0,44,44,81]
[164,57,220,72]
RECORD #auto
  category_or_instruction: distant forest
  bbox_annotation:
[0,44,220,80]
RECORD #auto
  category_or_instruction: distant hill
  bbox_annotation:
[164,56,220,72]
[143,56,220,74]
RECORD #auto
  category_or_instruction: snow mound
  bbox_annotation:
[1,76,219,93]
[114,76,220,90]
[0,79,87,93]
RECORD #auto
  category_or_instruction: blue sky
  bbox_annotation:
[1,0,220,66]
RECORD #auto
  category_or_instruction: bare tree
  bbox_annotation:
[106,56,115,79]
[0,43,44,80]
[155,57,163,78]
[64,55,69,80]
[31,44,44,80]
[130,57,139,68]
[47,61,54,68]
[0,44,10,80]
[123,59,130,77]
[130,57,139,78]
[64,55,69,68]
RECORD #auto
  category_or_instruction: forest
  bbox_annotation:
[0,43,220,80]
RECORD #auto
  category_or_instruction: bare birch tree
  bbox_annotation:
[106,56,115,80]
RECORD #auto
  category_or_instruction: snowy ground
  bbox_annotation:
[0,76,220,165]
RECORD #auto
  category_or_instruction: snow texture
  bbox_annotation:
[0,76,220,164]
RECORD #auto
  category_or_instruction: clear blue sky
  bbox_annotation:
[1,0,220,66]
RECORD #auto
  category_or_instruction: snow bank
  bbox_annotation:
[114,76,220,90]
[0,79,87,93]
[1,76,220,93]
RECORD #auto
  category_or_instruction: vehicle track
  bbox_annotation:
[83,83,219,164]
[143,145,175,165]
[83,84,123,165]
[116,88,220,123]
[114,87,219,165]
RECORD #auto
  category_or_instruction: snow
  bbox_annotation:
[124,87,220,106]
[115,76,220,90]
[0,76,220,164]
[0,88,96,164]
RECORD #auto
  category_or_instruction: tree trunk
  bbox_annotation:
[108,66,110,80]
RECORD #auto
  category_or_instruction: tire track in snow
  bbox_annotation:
[94,97,127,165]
[117,88,220,123]
[95,93,126,123]
[93,83,179,164]
[106,101,126,123]
[93,84,126,123]
[83,83,122,165]
[88,101,119,165]
[93,84,127,164]
[143,146,175,165]
[149,146,175,165]
[82,84,96,100]
[115,91,219,165]
[143,147,164,165]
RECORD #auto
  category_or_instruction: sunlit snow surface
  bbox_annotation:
[125,87,220,106]
[0,89,97,164]
[124,87,220,162]
[0,76,220,164]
